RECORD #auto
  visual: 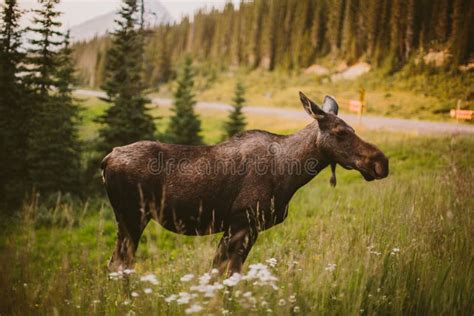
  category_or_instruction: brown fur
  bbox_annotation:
[102,93,389,275]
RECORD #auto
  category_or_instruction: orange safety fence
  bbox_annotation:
[337,98,364,114]
[450,109,473,120]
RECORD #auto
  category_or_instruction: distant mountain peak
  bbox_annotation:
[70,0,174,42]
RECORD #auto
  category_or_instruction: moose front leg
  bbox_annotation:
[212,224,258,276]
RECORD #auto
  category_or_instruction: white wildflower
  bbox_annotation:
[211,268,219,275]
[243,291,253,298]
[265,258,277,267]
[223,273,242,287]
[131,291,139,298]
[325,263,337,272]
[289,294,297,303]
[177,292,192,305]
[198,273,211,285]
[293,306,301,313]
[165,294,177,303]
[109,272,123,280]
[278,299,286,306]
[244,264,278,287]
[143,288,152,295]
[123,299,131,305]
[390,248,400,255]
[140,274,159,285]
[123,269,135,275]
[190,281,223,298]
[185,304,203,314]
[180,274,195,282]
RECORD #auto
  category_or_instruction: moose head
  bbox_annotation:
[299,92,389,182]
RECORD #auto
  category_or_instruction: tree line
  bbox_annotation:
[0,0,81,210]
[74,0,474,89]
[0,0,246,212]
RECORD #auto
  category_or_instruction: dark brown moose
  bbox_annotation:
[101,92,389,275]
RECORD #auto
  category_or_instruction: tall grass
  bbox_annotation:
[1,133,473,315]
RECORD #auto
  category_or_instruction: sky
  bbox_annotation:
[17,0,241,28]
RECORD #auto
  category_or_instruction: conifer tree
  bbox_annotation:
[26,0,82,195]
[97,0,156,154]
[224,81,246,139]
[53,31,82,191]
[404,0,415,58]
[165,56,202,145]
[389,0,404,69]
[153,27,172,84]
[26,0,62,96]
[0,0,29,208]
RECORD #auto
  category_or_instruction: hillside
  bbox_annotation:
[70,0,174,42]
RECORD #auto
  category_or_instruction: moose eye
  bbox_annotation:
[335,129,348,138]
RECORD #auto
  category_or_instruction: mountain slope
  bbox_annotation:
[70,0,174,42]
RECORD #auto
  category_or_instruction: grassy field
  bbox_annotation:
[1,99,473,315]
[152,68,474,122]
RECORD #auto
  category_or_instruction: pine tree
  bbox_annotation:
[310,0,327,56]
[165,56,203,145]
[341,0,358,61]
[326,0,346,54]
[97,0,156,154]
[26,0,82,195]
[389,0,404,70]
[224,81,246,139]
[153,27,172,84]
[0,0,29,208]
[53,31,82,191]
[26,0,62,96]
[367,0,383,60]
[450,0,472,65]
[433,0,449,44]
[404,0,415,58]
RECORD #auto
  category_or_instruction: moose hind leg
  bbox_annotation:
[212,224,258,276]
[108,208,150,271]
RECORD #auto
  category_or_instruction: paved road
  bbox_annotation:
[75,89,474,135]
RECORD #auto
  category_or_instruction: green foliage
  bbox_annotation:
[223,81,246,138]
[96,0,156,154]
[165,56,203,145]
[0,0,29,209]
[26,3,82,196]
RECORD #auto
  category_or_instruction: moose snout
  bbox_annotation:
[356,151,389,181]
[374,155,389,179]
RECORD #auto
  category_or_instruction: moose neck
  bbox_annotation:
[279,121,330,189]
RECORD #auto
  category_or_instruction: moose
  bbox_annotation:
[101,92,389,275]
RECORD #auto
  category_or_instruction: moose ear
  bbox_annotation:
[299,92,326,120]
[322,95,339,115]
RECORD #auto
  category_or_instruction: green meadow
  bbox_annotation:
[1,98,473,315]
